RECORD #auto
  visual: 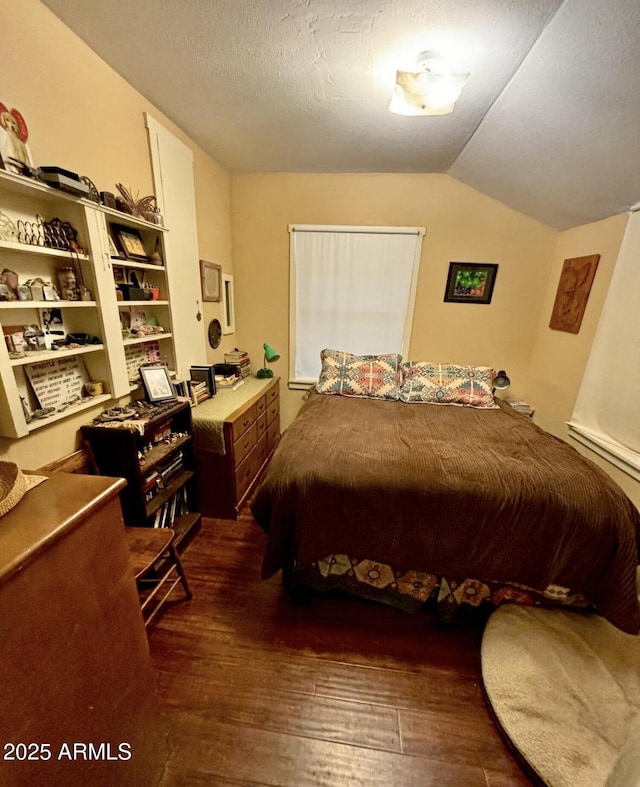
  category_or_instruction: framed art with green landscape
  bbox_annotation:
[444,262,498,304]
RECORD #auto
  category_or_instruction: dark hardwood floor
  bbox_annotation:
[149,509,533,786]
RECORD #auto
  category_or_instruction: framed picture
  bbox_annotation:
[549,254,600,334]
[140,364,175,403]
[108,234,121,258]
[444,262,498,305]
[112,265,126,284]
[222,273,235,334]
[111,224,148,261]
[200,259,222,302]
[3,325,27,354]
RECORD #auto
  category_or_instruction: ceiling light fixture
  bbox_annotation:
[389,51,470,116]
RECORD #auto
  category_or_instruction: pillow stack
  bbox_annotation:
[316,349,498,409]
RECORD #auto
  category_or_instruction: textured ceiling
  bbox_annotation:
[42,0,640,229]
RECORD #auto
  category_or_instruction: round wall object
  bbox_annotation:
[208,318,222,349]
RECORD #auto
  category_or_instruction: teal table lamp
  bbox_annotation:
[257,343,280,378]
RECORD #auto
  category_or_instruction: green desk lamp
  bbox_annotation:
[257,343,280,378]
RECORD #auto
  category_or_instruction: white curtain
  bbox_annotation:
[571,210,640,458]
[291,227,423,383]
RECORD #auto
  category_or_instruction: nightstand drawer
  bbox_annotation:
[233,421,257,468]
[230,402,258,443]
[256,395,266,417]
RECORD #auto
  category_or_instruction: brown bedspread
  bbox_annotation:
[251,392,640,633]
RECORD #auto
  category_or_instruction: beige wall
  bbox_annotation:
[0,0,232,468]
[526,212,640,505]
[231,173,558,430]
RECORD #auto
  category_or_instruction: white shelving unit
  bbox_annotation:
[0,170,179,438]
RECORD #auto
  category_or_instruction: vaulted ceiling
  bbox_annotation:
[42,0,640,229]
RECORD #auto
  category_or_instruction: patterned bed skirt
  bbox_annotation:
[288,553,593,623]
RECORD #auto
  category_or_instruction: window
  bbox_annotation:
[289,224,424,386]
[568,209,640,481]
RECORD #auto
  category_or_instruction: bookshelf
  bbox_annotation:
[81,399,200,550]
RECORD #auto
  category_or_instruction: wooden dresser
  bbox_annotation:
[0,473,167,787]
[193,377,280,518]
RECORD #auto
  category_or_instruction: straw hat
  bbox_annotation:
[0,462,46,518]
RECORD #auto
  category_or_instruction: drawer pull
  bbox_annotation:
[242,418,249,427]
[245,468,251,478]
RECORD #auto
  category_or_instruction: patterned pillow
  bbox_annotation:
[316,349,402,400]
[400,362,498,408]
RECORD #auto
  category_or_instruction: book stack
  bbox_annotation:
[215,373,244,391]
[189,379,210,406]
[141,470,160,503]
[157,450,185,489]
[190,364,216,395]
[152,486,189,529]
[505,398,535,417]
[224,349,251,378]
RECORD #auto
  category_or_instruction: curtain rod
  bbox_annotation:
[289,224,425,235]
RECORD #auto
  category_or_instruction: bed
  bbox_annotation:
[251,378,640,634]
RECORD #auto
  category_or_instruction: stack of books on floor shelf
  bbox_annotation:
[224,349,252,378]
[152,486,190,529]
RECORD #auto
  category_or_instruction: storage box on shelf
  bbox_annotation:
[81,398,201,551]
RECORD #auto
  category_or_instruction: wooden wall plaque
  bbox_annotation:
[549,254,600,334]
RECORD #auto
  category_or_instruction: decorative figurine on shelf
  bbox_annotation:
[0,103,34,173]
[0,268,19,300]
[148,237,163,265]
[115,184,163,225]
[57,266,78,300]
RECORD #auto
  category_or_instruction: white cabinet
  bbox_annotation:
[0,170,181,438]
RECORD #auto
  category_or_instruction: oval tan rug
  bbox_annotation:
[481,605,640,787]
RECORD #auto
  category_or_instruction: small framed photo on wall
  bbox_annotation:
[222,273,235,334]
[444,262,498,305]
[200,260,222,302]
